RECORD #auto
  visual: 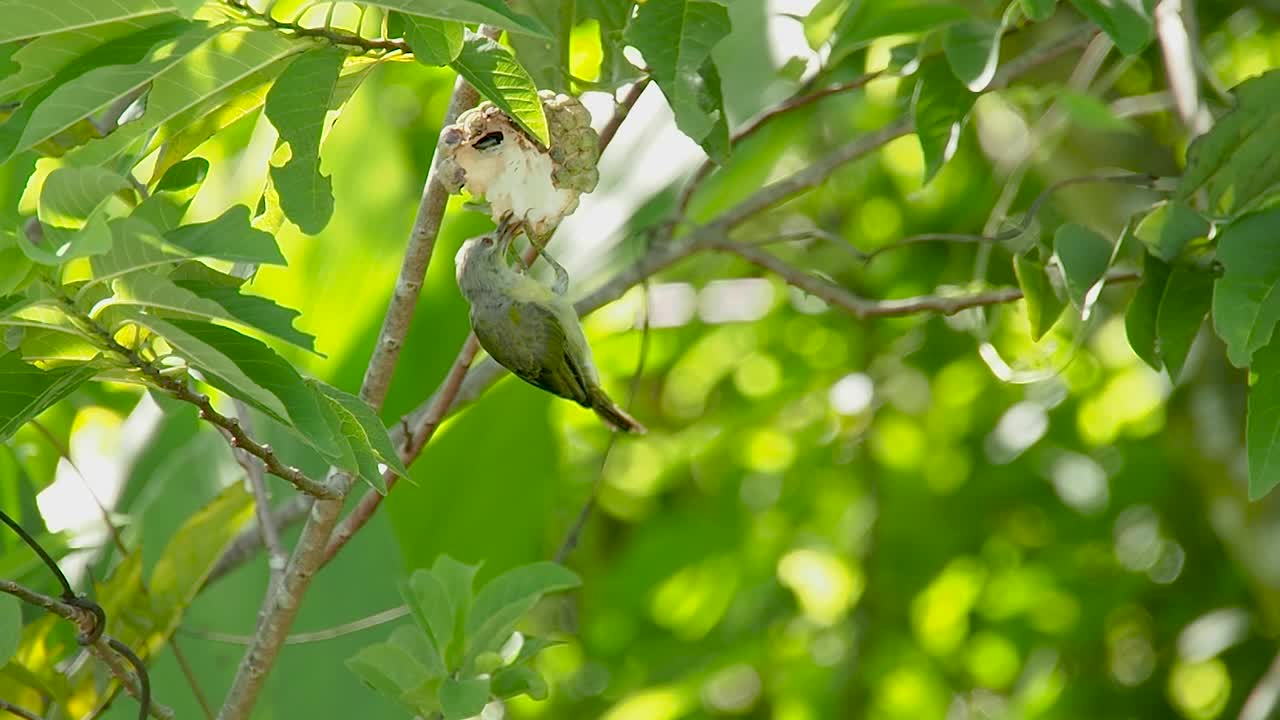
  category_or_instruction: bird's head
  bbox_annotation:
[455,213,521,292]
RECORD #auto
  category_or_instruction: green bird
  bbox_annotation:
[454,215,646,433]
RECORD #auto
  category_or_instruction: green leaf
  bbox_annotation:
[491,665,548,701]
[1068,0,1152,55]
[312,382,411,480]
[1053,223,1112,308]
[389,625,448,679]
[694,58,731,164]
[830,3,969,64]
[264,45,347,235]
[466,563,579,663]
[627,0,731,151]
[318,390,388,495]
[148,81,272,187]
[1054,89,1138,133]
[0,0,179,44]
[943,20,1001,92]
[157,320,344,458]
[38,166,131,228]
[147,483,253,641]
[154,157,209,193]
[440,676,490,720]
[450,32,550,148]
[0,352,98,442]
[1126,253,1170,370]
[403,569,457,664]
[174,282,317,353]
[0,593,21,664]
[0,233,35,296]
[86,217,182,287]
[65,28,304,167]
[124,313,290,420]
[0,18,174,102]
[1014,254,1065,341]
[18,212,114,265]
[505,0,572,91]
[8,24,220,162]
[163,206,287,265]
[395,13,464,66]
[359,0,551,38]
[1021,0,1056,21]
[1133,200,1210,262]
[1249,340,1280,499]
[432,555,479,666]
[1212,207,1280,368]
[1156,266,1213,381]
[105,271,236,321]
[911,57,976,184]
[801,0,851,49]
[347,642,433,702]
[1178,70,1280,218]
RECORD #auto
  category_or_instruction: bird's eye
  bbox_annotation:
[482,237,494,246]
[473,131,504,150]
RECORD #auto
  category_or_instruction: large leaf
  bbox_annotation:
[103,271,235,321]
[163,205,287,265]
[146,482,254,644]
[505,0,570,91]
[8,24,220,162]
[174,282,317,353]
[450,32,549,147]
[0,0,178,43]
[346,642,435,711]
[0,352,97,442]
[1212,208,1280,368]
[124,313,291,420]
[401,570,454,670]
[439,676,490,720]
[627,0,731,150]
[943,20,1001,92]
[1178,70,1280,218]
[911,56,977,184]
[37,166,131,228]
[1250,340,1280,499]
[465,563,580,664]
[394,14,465,67]
[264,45,347,235]
[359,0,550,38]
[1133,199,1210,262]
[1053,223,1112,309]
[86,217,183,288]
[159,321,345,459]
[64,28,304,167]
[1068,0,1152,55]
[312,382,411,480]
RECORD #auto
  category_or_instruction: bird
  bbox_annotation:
[454,214,646,433]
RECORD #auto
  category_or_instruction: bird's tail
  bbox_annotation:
[589,387,646,434]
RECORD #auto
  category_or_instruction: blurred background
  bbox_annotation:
[6,0,1280,718]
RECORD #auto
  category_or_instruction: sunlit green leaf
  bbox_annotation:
[0,0,179,44]
[359,0,550,38]
[346,642,433,707]
[1178,70,1280,218]
[1014,254,1064,341]
[163,206,287,266]
[265,45,347,235]
[175,282,317,353]
[394,13,464,66]
[318,389,388,495]
[450,32,549,147]
[1212,207,1280,368]
[38,166,131,228]
[628,0,731,152]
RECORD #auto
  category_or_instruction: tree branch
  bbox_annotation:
[224,0,411,55]
[215,27,500,719]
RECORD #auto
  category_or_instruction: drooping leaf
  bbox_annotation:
[146,483,254,644]
[830,2,970,64]
[1212,207,1280,368]
[1053,223,1112,309]
[1178,70,1280,218]
[1249,341,1280,499]
[174,282,317,353]
[163,205,287,265]
[1013,254,1065,341]
[124,313,291,420]
[0,352,98,442]
[264,45,348,235]
[358,0,550,38]
[1126,253,1170,370]
[394,14,464,66]
[312,381,410,480]
[8,24,221,162]
[0,0,179,44]
[0,18,174,102]
[912,56,977,184]
[943,20,1001,92]
[1068,0,1152,55]
[1133,200,1211,263]
[439,676,490,720]
[450,32,549,147]
[64,28,304,167]
[318,390,388,495]
[1155,266,1213,382]
[627,0,731,151]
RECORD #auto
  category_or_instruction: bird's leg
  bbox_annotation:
[529,229,570,296]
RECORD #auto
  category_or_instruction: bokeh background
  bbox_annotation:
[5,0,1280,718]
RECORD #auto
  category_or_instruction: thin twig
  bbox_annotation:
[224,0,410,54]
[205,496,311,587]
[169,640,216,720]
[215,28,501,720]
[597,78,651,153]
[231,401,287,593]
[183,605,410,646]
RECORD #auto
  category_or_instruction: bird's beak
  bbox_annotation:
[495,212,520,251]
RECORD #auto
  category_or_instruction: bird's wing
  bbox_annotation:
[472,299,593,406]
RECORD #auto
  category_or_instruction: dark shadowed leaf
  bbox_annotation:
[1068,0,1152,55]
[1249,340,1280,499]
[1156,266,1213,381]
[1212,208,1280,368]
[0,352,97,442]
[1014,254,1065,341]
[1053,223,1112,309]
[1126,253,1170,370]
[912,57,977,184]
[943,20,1001,92]
[1178,70,1280,218]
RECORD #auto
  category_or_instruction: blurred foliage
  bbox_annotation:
[0,0,1279,719]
